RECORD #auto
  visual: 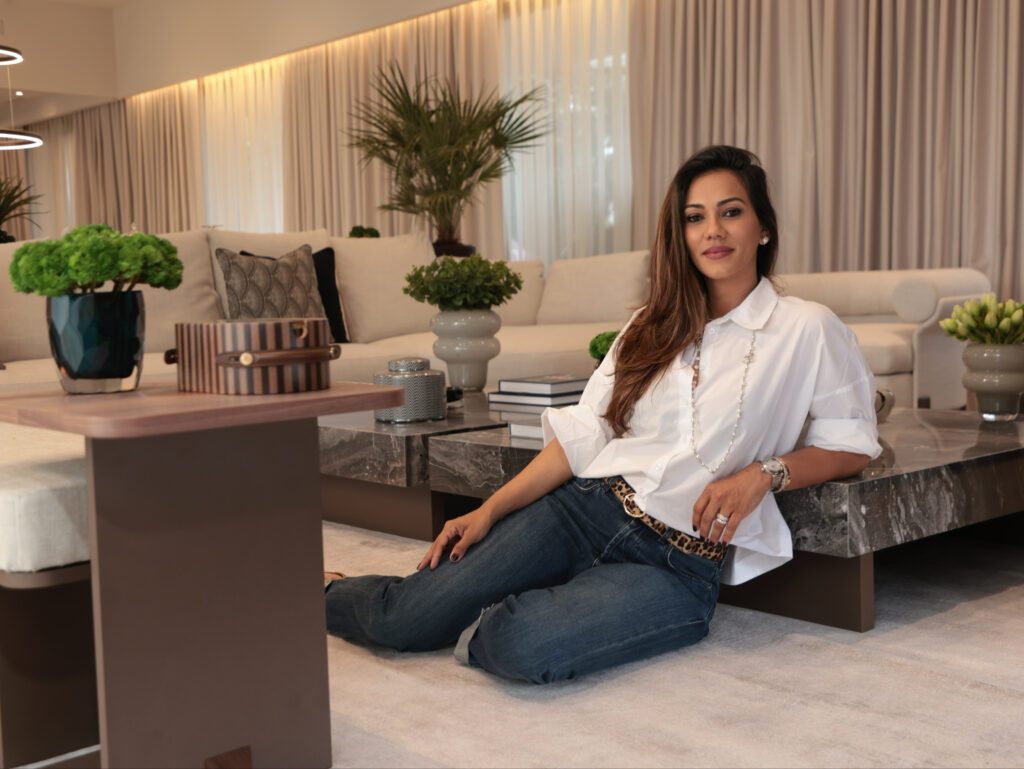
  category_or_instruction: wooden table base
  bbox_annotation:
[87,419,331,768]
[719,550,875,632]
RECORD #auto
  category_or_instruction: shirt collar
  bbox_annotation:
[708,276,779,330]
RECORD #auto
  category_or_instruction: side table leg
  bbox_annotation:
[719,551,875,632]
[86,420,331,768]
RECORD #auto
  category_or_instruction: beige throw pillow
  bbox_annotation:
[215,245,326,320]
[536,250,650,325]
[330,232,438,343]
[494,260,545,326]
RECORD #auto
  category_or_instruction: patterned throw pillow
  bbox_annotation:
[241,246,348,343]
[215,245,327,320]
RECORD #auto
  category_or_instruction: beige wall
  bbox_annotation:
[114,0,464,96]
[1,0,464,124]
[0,0,118,123]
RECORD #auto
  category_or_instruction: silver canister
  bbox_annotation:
[373,358,447,423]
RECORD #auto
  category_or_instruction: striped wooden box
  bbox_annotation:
[168,319,340,395]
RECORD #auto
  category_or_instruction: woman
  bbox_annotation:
[325,145,880,684]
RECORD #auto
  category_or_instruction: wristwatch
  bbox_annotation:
[760,456,791,492]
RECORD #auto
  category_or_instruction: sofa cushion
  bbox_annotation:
[143,229,223,355]
[536,251,649,325]
[331,233,437,343]
[243,246,348,343]
[206,228,331,316]
[0,240,50,363]
[777,268,991,324]
[495,260,544,326]
[0,422,88,573]
[847,323,915,375]
[216,245,326,320]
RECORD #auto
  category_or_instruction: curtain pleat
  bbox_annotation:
[629,0,1024,297]
[124,81,204,234]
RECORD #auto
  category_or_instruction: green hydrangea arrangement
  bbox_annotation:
[404,254,522,311]
[588,330,620,361]
[9,224,182,297]
[939,293,1024,344]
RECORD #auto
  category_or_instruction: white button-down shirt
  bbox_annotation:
[542,277,881,585]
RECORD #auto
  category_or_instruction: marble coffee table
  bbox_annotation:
[318,393,506,539]
[427,408,1024,631]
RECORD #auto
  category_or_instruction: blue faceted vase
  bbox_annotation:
[47,292,145,394]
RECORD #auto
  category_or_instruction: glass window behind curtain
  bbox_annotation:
[499,0,632,268]
[200,58,285,232]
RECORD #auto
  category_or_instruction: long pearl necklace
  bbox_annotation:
[689,329,757,474]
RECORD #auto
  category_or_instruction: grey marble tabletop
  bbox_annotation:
[317,392,506,487]
[428,408,1024,558]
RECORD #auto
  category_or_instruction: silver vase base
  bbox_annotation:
[56,366,142,395]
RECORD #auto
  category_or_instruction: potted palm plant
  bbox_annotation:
[9,224,182,394]
[350,62,546,256]
[0,177,42,242]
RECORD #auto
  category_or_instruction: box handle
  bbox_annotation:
[215,344,341,368]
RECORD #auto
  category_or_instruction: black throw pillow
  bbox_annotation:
[240,246,348,343]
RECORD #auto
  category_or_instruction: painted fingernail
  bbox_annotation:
[450,553,461,562]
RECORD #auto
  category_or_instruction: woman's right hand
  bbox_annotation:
[417,507,496,571]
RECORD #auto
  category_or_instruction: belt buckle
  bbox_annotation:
[622,491,644,519]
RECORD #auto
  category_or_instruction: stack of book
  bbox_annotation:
[487,374,589,440]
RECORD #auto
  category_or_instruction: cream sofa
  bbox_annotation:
[0,227,991,409]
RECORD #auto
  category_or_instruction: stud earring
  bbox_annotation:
[759,236,770,245]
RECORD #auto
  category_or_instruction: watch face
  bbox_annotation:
[764,458,785,475]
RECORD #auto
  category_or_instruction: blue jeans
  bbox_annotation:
[325,477,723,684]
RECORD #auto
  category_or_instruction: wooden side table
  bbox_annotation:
[0,382,401,769]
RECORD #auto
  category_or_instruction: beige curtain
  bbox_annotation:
[24,115,76,238]
[0,149,34,240]
[500,0,633,267]
[68,101,133,231]
[629,0,1024,299]
[201,61,284,232]
[283,0,505,259]
[124,81,204,233]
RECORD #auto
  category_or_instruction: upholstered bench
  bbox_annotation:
[0,423,98,767]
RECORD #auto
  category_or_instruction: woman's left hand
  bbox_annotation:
[692,463,771,545]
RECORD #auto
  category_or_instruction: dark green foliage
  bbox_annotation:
[404,255,523,311]
[9,224,182,297]
[350,62,547,242]
[348,225,381,238]
[588,330,620,361]
[0,177,42,231]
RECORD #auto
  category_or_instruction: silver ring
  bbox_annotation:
[714,513,730,526]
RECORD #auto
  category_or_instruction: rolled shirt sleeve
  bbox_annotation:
[801,312,883,459]
[541,318,632,475]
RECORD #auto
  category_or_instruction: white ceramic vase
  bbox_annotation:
[962,343,1024,421]
[430,309,501,391]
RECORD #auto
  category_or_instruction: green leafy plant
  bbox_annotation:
[350,62,546,250]
[0,177,42,240]
[348,225,381,238]
[404,255,523,311]
[9,224,183,297]
[589,330,620,362]
[939,293,1024,344]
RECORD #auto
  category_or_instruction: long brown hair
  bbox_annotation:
[604,145,779,436]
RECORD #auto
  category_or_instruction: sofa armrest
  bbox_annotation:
[912,293,986,409]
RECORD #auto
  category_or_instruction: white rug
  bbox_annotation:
[323,522,1024,768]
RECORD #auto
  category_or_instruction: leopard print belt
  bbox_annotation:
[606,476,728,562]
